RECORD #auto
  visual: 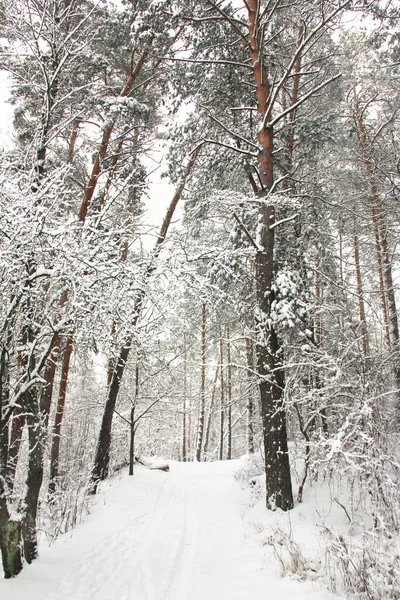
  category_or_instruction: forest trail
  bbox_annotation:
[1,460,337,600]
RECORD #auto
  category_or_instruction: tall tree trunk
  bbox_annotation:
[226,326,232,460]
[182,333,187,462]
[6,405,25,491]
[245,338,255,454]
[21,386,44,564]
[22,315,60,562]
[247,0,293,510]
[48,334,74,493]
[203,361,220,458]
[196,303,206,462]
[353,210,370,355]
[129,364,139,476]
[219,330,225,462]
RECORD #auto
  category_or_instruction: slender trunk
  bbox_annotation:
[48,335,74,493]
[188,391,193,461]
[245,338,255,454]
[219,330,225,461]
[353,210,370,355]
[66,118,80,164]
[196,303,206,462]
[226,326,232,460]
[203,361,221,458]
[129,364,139,476]
[315,261,323,348]
[129,406,135,476]
[6,405,25,491]
[182,333,187,462]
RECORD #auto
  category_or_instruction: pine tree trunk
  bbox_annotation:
[353,211,370,355]
[196,303,206,462]
[203,361,220,458]
[129,364,139,476]
[248,0,293,510]
[219,330,225,461]
[92,344,131,487]
[129,405,135,476]
[49,335,74,493]
[182,333,187,462]
[226,326,232,460]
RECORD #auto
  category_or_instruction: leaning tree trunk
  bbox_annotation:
[48,334,74,493]
[247,0,293,511]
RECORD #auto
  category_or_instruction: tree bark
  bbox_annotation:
[196,303,206,462]
[353,211,370,355]
[6,405,25,491]
[245,338,255,454]
[0,368,23,577]
[203,361,220,458]
[48,334,74,493]
[219,330,225,462]
[226,326,232,460]
[129,363,139,476]
[182,332,187,462]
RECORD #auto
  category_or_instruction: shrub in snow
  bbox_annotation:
[325,528,400,599]
[233,452,264,487]
[265,526,321,581]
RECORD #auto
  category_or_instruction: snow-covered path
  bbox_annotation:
[1,460,338,600]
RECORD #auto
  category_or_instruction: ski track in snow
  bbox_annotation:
[0,460,339,600]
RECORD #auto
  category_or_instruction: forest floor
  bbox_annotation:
[0,458,345,600]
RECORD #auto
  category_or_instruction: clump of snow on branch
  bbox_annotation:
[270,268,309,330]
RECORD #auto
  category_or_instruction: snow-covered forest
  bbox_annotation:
[0,0,400,597]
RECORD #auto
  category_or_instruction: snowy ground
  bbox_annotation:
[0,459,345,600]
